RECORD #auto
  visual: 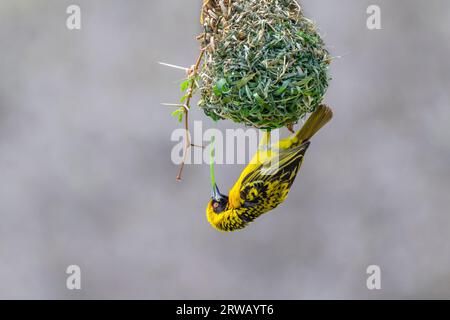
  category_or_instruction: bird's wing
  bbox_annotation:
[236,142,310,221]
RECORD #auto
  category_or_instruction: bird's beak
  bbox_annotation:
[211,184,223,201]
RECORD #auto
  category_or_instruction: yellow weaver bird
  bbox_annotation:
[206,105,333,232]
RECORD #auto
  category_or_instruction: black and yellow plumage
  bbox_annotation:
[206,105,333,231]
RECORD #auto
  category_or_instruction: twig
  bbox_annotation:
[176,49,205,181]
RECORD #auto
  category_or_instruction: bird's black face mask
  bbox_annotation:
[211,184,228,214]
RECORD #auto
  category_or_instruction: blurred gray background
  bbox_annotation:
[0,0,449,299]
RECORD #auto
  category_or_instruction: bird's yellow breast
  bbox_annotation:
[206,203,246,232]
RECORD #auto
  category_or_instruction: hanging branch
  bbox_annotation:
[175,49,205,181]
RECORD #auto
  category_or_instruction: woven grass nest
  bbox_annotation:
[198,0,331,129]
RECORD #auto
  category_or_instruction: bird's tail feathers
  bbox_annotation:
[293,104,333,143]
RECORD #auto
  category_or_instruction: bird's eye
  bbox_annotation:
[211,197,228,214]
